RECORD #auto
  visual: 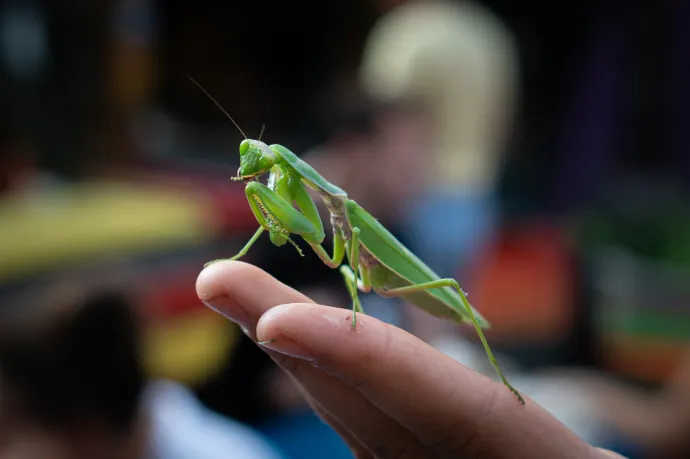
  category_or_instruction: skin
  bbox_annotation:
[197,261,627,459]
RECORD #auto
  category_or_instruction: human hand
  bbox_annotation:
[197,261,627,459]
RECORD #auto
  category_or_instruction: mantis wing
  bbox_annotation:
[345,200,489,327]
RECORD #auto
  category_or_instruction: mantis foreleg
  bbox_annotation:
[374,278,525,405]
[338,227,369,328]
[285,172,350,268]
[224,169,349,269]
[339,266,371,329]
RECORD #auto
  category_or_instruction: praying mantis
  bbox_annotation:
[192,79,524,404]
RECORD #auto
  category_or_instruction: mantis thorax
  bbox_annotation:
[318,192,379,269]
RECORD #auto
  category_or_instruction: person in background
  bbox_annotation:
[0,273,286,459]
[360,0,519,282]
[358,0,519,343]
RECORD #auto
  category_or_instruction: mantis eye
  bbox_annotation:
[239,139,251,156]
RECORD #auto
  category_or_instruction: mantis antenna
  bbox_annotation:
[188,77,248,140]
[258,124,266,141]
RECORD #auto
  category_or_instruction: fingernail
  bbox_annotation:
[239,324,252,337]
[202,297,249,328]
[258,336,314,361]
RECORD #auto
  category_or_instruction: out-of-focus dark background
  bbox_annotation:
[1,1,689,458]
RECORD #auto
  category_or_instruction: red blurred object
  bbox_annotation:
[141,266,205,319]
[195,175,257,234]
[466,222,577,344]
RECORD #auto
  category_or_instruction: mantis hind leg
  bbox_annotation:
[204,226,265,267]
[374,278,525,405]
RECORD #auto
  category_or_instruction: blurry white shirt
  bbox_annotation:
[144,379,286,459]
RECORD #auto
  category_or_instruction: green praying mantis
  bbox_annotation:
[192,79,524,404]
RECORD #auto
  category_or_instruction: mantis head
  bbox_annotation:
[236,139,276,180]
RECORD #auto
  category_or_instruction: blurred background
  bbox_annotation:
[1,0,689,458]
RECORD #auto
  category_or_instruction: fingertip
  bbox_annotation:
[197,261,318,329]
[255,303,359,348]
[256,303,377,364]
[255,303,316,342]
[196,261,218,301]
[195,260,259,301]
[255,303,289,342]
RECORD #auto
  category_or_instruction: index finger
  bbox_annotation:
[256,303,606,459]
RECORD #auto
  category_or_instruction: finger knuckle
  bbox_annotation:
[311,324,395,392]
[457,385,501,457]
[417,416,473,458]
[346,324,395,391]
[418,383,501,458]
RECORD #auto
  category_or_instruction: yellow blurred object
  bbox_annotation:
[0,180,215,282]
[142,309,239,385]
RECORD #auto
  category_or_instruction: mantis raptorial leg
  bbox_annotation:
[340,227,365,327]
